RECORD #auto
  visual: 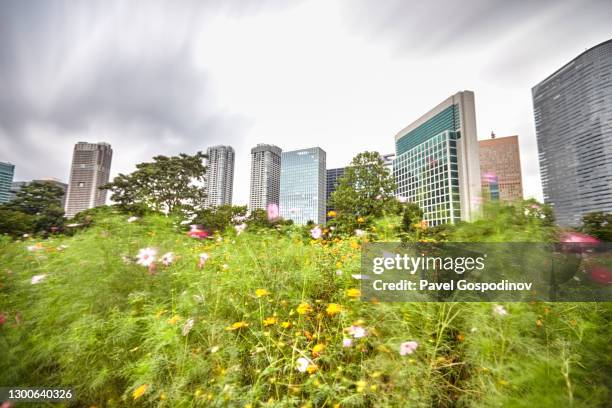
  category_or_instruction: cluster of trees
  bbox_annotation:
[581,211,612,241]
[0,181,65,237]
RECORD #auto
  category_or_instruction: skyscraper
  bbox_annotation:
[0,162,15,204]
[204,145,235,208]
[393,91,481,226]
[249,144,282,211]
[532,39,612,226]
[280,147,326,225]
[326,167,346,215]
[479,134,523,202]
[64,142,113,218]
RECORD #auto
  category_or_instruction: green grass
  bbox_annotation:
[0,211,610,407]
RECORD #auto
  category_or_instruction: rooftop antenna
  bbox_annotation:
[491,131,496,139]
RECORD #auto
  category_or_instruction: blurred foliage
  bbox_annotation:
[581,211,612,242]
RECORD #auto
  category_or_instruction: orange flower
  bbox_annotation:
[167,315,181,325]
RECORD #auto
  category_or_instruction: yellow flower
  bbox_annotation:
[350,241,360,249]
[263,317,277,326]
[281,321,292,328]
[326,303,342,316]
[255,288,270,298]
[159,392,167,400]
[154,309,167,319]
[225,321,249,331]
[327,210,337,217]
[357,217,365,223]
[132,384,148,400]
[297,302,312,315]
[312,343,326,357]
[306,365,318,374]
[346,288,361,298]
[194,388,203,397]
[355,380,367,393]
[167,315,181,325]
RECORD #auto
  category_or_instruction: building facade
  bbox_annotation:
[381,153,395,175]
[0,162,15,204]
[532,39,612,226]
[249,144,282,211]
[204,145,235,208]
[64,142,113,218]
[393,91,482,226]
[280,147,326,225]
[326,167,346,215]
[479,135,523,202]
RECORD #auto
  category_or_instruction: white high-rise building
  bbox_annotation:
[65,142,113,217]
[249,144,282,211]
[204,145,235,208]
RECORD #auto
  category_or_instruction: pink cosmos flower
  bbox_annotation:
[267,203,280,221]
[136,248,157,267]
[342,338,353,347]
[399,341,418,356]
[198,253,210,268]
[348,325,366,338]
[160,252,174,266]
[310,226,322,239]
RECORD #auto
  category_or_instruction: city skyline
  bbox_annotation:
[1,1,610,207]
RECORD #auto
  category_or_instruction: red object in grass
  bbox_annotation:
[187,225,209,239]
[0,313,6,326]
[559,231,601,244]
[586,265,612,285]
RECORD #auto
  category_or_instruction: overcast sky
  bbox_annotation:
[1,0,611,204]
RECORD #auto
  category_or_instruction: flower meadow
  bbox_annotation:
[1,209,611,407]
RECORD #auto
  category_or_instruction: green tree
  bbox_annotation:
[194,205,248,233]
[101,152,207,215]
[581,211,612,241]
[2,181,65,233]
[246,209,293,229]
[0,209,35,237]
[329,151,397,232]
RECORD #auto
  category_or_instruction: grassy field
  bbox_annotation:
[1,209,610,407]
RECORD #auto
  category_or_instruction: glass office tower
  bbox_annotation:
[280,147,326,225]
[393,91,481,226]
[532,39,612,226]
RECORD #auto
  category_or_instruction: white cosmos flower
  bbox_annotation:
[127,216,139,223]
[160,252,174,266]
[296,357,311,373]
[31,274,47,284]
[493,305,508,316]
[354,229,365,237]
[210,346,219,353]
[235,223,247,235]
[136,247,157,267]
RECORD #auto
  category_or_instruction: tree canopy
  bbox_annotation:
[101,152,207,215]
[329,151,397,232]
[1,181,65,234]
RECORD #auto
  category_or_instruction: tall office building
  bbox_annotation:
[204,145,235,208]
[479,134,523,202]
[326,167,346,214]
[0,162,15,204]
[381,153,395,175]
[393,91,481,226]
[65,142,113,218]
[249,144,282,211]
[532,39,612,226]
[280,147,326,225]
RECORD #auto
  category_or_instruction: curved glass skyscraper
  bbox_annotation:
[532,39,612,226]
